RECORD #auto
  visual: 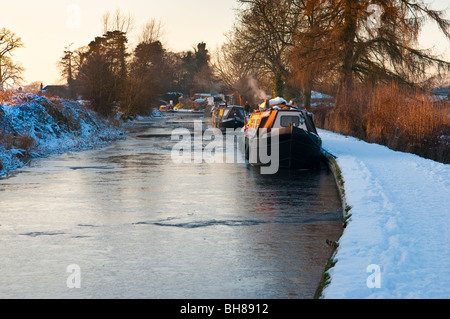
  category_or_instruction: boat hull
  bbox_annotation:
[243,126,322,170]
[214,118,245,130]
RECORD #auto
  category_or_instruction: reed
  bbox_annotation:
[0,90,17,104]
[0,133,35,152]
[315,82,450,163]
[366,83,449,146]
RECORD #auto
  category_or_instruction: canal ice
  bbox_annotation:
[0,114,343,299]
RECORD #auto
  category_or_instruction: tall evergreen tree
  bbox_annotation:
[76,31,129,116]
[125,40,166,115]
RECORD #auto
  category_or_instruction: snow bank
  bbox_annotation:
[151,109,165,118]
[0,94,122,176]
[319,129,450,299]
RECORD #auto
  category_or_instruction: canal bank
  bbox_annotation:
[0,94,122,178]
[318,129,450,299]
[313,153,352,299]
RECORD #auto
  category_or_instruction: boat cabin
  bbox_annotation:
[246,107,318,136]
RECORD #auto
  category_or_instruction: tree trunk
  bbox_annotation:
[273,70,284,98]
[303,75,313,109]
[0,57,3,91]
[67,57,76,99]
[304,88,312,109]
[336,0,358,107]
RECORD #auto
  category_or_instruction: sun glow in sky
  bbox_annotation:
[0,0,449,86]
[0,0,239,86]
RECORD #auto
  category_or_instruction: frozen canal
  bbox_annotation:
[0,114,343,299]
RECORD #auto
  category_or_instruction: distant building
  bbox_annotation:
[39,85,71,99]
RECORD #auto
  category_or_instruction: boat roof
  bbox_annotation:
[248,105,318,134]
[252,105,309,116]
[216,104,244,109]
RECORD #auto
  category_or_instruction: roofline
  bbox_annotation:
[217,104,244,108]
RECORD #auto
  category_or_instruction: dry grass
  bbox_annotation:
[365,83,449,146]
[315,82,450,163]
[0,89,38,106]
[0,133,36,152]
[0,90,17,104]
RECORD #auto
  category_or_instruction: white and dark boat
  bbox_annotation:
[211,105,246,130]
[242,98,323,169]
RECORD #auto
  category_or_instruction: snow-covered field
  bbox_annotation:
[320,129,449,299]
[0,94,123,176]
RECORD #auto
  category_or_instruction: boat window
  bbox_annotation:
[223,109,231,118]
[280,116,300,127]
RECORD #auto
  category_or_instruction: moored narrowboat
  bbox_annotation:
[242,99,323,169]
[212,105,246,130]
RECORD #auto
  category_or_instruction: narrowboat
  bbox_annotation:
[242,98,323,169]
[212,105,246,130]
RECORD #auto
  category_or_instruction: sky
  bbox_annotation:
[0,0,239,86]
[0,0,449,86]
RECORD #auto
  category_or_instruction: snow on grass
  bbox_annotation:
[319,129,450,299]
[0,94,123,177]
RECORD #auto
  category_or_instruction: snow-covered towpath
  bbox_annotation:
[319,130,449,299]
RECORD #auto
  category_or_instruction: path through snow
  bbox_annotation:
[320,130,449,299]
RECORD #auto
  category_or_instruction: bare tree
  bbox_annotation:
[289,0,341,107]
[231,0,299,98]
[0,56,24,89]
[138,19,165,44]
[212,36,268,104]
[292,0,450,101]
[101,9,135,34]
[0,28,24,90]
